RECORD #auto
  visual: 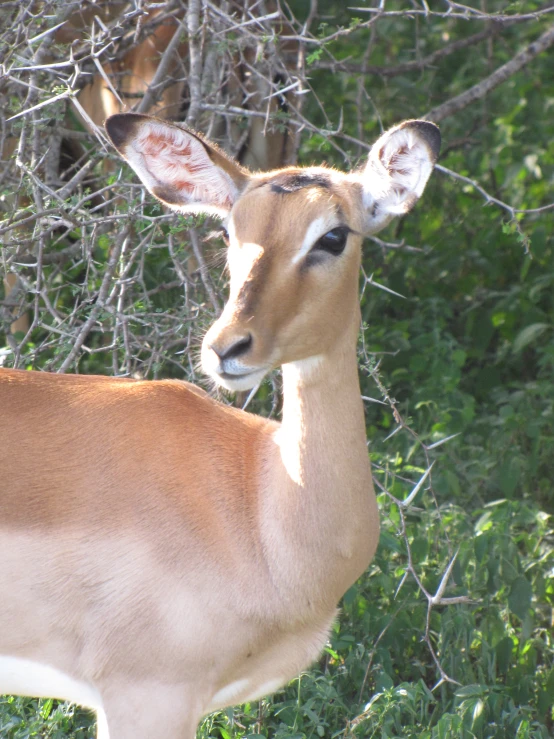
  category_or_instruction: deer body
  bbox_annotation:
[0,358,371,732]
[0,113,439,738]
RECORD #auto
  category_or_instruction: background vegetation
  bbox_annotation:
[1,0,553,737]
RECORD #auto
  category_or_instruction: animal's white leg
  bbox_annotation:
[95,707,110,739]
[100,682,199,739]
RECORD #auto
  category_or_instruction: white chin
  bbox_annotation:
[210,368,268,393]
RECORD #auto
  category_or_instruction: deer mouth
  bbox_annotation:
[213,366,269,392]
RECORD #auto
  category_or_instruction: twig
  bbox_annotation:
[185,0,203,127]
[188,228,222,315]
[349,3,554,23]
[136,20,185,114]
[57,226,130,373]
[424,23,554,122]
[316,25,503,77]
[288,0,318,164]
[436,164,554,217]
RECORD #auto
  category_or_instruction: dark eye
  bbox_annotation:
[312,227,349,256]
[220,228,230,245]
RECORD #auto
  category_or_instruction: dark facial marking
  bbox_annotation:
[268,173,332,194]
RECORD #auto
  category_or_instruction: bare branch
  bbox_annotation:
[424,23,554,122]
[136,20,186,114]
[350,3,554,23]
[436,164,554,217]
[57,226,130,373]
[316,25,504,77]
[189,228,222,315]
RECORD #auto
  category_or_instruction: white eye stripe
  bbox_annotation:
[228,215,341,268]
[292,216,337,265]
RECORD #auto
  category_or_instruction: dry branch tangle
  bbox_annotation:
[0,0,300,341]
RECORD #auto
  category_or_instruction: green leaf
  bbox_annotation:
[512,323,549,353]
[306,48,323,65]
[508,576,533,619]
[495,636,515,674]
[455,684,484,699]
[378,530,402,554]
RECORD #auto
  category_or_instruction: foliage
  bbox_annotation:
[0,696,95,738]
[1,0,553,737]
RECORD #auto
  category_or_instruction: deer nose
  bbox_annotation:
[209,333,253,362]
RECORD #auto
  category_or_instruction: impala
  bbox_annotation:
[0,113,440,738]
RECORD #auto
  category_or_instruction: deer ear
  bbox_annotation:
[105,114,250,217]
[358,120,440,235]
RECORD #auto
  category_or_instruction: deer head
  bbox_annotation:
[106,114,440,391]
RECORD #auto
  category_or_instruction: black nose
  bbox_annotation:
[210,334,253,361]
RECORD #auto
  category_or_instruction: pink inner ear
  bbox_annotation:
[133,123,235,209]
[140,131,205,197]
[386,146,411,178]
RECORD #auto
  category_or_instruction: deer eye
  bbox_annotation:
[312,227,349,256]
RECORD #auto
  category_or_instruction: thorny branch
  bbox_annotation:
[316,25,506,77]
[136,19,187,114]
[184,0,203,126]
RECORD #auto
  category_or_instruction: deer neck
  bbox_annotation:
[279,326,367,490]
[264,306,379,607]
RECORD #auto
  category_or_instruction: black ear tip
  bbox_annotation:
[405,120,441,160]
[105,114,142,150]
